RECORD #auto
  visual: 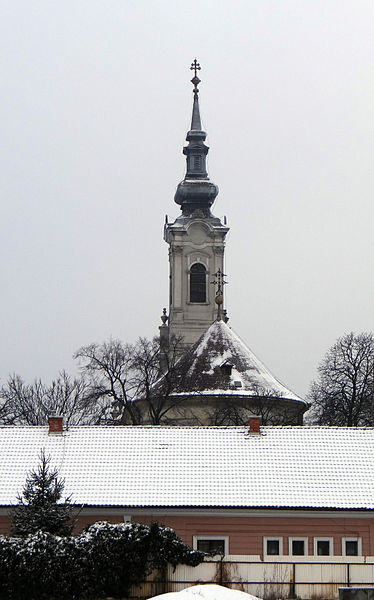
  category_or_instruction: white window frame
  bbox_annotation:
[289,537,308,556]
[342,537,362,557]
[263,537,283,557]
[193,536,229,556]
[314,537,334,556]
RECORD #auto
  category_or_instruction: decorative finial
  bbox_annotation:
[160,308,169,325]
[190,59,201,93]
[211,268,228,320]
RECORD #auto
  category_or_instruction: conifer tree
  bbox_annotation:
[11,450,75,536]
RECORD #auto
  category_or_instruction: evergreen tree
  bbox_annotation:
[11,450,75,536]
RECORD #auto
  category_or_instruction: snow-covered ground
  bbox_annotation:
[149,584,261,600]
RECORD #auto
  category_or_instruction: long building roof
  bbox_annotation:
[0,425,373,510]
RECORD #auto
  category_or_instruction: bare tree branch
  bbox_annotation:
[0,371,106,426]
[75,335,189,425]
[306,332,374,426]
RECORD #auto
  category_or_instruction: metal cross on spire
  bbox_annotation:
[211,268,228,321]
[190,58,201,93]
[190,59,201,77]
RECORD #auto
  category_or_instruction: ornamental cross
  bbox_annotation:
[211,268,227,293]
[190,59,201,77]
[211,268,228,320]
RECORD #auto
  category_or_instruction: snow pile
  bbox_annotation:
[150,584,261,600]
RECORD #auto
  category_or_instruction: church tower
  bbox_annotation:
[163,61,229,346]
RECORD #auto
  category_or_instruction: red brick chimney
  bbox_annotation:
[48,415,63,434]
[249,416,261,434]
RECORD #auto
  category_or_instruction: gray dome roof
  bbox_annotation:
[172,320,305,405]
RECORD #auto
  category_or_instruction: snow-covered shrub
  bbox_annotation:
[0,521,205,600]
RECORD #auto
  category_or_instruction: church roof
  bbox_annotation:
[0,425,373,510]
[171,320,306,404]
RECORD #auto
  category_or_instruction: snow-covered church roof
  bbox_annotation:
[0,424,373,510]
[171,320,306,404]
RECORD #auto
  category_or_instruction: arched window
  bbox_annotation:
[190,263,206,303]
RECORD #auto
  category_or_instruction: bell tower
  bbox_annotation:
[163,61,229,347]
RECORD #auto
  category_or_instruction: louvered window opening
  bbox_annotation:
[193,155,202,169]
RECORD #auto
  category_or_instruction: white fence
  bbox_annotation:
[130,559,374,600]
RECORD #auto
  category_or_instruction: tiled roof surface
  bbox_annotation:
[0,425,373,510]
[169,321,305,404]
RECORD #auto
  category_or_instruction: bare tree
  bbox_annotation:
[134,335,190,425]
[307,332,374,426]
[0,336,187,428]
[0,371,106,426]
[74,335,186,425]
[74,339,140,424]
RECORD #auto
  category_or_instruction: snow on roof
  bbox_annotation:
[171,321,305,404]
[0,425,373,510]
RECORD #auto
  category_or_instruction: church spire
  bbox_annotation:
[189,59,202,131]
[174,60,219,215]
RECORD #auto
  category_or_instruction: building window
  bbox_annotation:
[289,537,308,556]
[342,537,362,556]
[264,537,283,557]
[190,263,206,303]
[314,537,333,556]
[193,536,229,556]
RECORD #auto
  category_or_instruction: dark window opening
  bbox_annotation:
[197,539,225,555]
[292,540,305,556]
[267,540,280,555]
[346,541,358,556]
[317,540,330,556]
[220,363,233,377]
[190,263,206,303]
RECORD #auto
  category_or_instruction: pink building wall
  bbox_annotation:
[74,513,374,558]
[2,510,373,559]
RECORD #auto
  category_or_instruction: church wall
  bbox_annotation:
[137,394,306,426]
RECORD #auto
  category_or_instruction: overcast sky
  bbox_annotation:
[1,0,373,398]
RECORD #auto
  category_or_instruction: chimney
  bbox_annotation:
[249,415,261,434]
[48,415,63,434]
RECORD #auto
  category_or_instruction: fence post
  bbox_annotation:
[289,563,296,599]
